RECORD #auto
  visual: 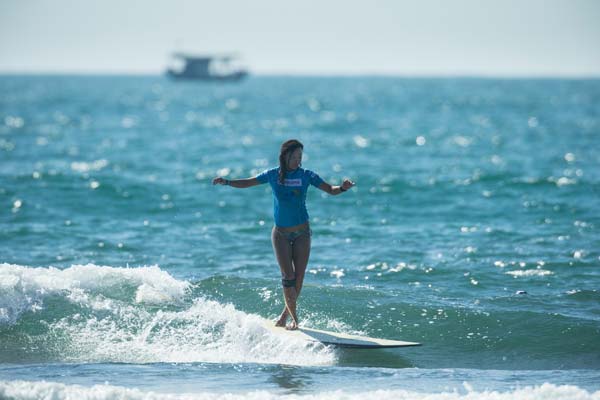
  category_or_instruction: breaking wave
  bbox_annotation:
[0,263,334,366]
[0,381,599,400]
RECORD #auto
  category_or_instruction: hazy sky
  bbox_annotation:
[1,0,599,76]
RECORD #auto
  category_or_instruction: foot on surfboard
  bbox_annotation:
[275,313,288,327]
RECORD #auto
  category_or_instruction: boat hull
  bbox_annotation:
[166,70,248,81]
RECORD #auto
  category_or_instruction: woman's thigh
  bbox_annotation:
[292,232,311,277]
[271,228,294,279]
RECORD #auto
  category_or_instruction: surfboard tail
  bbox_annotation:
[262,320,421,349]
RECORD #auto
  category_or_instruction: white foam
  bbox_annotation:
[0,263,189,324]
[505,269,554,277]
[0,263,335,366]
[51,295,335,365]
[71,159,109,173]
[1,381,599,400]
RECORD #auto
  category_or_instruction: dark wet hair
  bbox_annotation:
[278,139,304,184]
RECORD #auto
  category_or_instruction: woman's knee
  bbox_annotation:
[281,276,297,288]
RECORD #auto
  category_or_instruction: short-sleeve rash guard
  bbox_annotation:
[256,167,324,227]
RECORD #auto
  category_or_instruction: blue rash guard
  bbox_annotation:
[255,167,324,227]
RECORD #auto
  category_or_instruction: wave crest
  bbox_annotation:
[0,263,189,325]
[0,263,334,366]
[1,381,599,400]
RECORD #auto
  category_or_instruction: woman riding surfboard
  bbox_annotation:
[213,139,355,330]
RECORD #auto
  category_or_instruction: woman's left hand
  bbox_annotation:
[341,179,355,190]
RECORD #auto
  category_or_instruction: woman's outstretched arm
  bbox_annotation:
[318,179,355,195]
[212,177,261,188]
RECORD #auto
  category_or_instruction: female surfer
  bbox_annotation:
[213,139,354,330]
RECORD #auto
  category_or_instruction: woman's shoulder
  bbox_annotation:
[261,166,279,175]
[301,168,324,186]
[256,166,279,182]
[301,168,320,177]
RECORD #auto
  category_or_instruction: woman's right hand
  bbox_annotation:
[212,177,227,185]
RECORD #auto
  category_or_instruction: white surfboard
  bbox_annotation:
[263,321,421,349]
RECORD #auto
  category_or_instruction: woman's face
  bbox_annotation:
[287,148,303,170]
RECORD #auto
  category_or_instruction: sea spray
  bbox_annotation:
[0,263,334,366]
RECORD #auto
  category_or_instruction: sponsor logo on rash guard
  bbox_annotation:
[283,178,302,187]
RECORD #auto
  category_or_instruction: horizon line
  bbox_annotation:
[1,70,600,80]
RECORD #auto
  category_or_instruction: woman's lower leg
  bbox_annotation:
[283,286,298,329]
[277,276,304,322]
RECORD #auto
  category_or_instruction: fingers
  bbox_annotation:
[212,177,223,185]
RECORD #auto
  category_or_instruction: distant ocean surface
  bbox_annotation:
[1,75,599,399]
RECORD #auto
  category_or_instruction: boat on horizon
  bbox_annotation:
[166,53,248,81]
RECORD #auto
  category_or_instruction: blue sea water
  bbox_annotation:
[1,75,599,399]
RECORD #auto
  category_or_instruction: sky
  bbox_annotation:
[1,0,599,76]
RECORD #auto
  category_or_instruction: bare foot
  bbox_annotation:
[286,320,298,330]
[275,312,288,327]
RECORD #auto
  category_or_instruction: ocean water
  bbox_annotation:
[1,75,599,399]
